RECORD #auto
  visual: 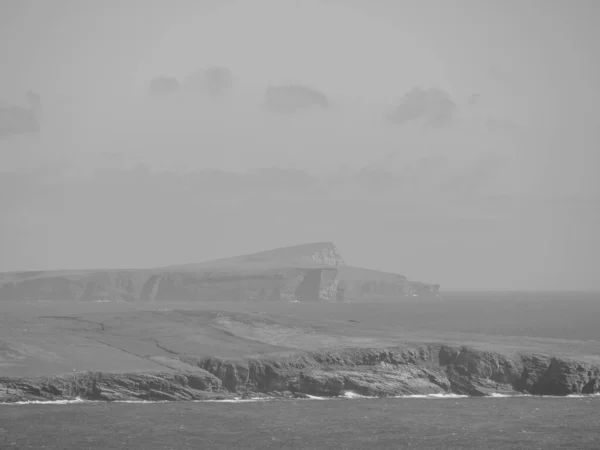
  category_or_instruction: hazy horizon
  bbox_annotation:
[1,0,599,290]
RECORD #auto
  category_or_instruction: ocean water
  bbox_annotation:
[3,396,599,450]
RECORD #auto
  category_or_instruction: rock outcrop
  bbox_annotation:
[2,344,598,403]
[0,242,438,302]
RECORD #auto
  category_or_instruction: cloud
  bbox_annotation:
[183,66,233,97]
[485,116,523,132]
[148,76,180,96]
[264,84,329,114]
[488,67,521,92]
[438,153,510,197]
[388,87,456,127]
[467,93,480,105]
[0,171,36,212]
[0,105,40,139]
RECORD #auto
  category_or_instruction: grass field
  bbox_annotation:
[1,396,599,449]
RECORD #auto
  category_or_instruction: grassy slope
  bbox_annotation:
[1,292,600,378]
[1,397,599,449]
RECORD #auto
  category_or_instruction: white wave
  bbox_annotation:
[486,393,600,399]
[342,391,373,399]
[3,392,600,406]
[194,396,276,403]
[113,400,171,404]
[4,397,88,406]
[394,393,469,399]
[487,393,530,398]
[566,393,600,398]
[423,393,469,399]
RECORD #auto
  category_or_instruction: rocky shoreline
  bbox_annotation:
[2,344,599,403]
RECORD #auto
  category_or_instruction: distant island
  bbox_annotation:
[0,242,440,303]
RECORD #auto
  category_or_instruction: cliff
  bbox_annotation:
[1,295,597,402]
[2,344,598,403]
[0,242,439,302]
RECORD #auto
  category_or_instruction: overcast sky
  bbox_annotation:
[1,0,599,290]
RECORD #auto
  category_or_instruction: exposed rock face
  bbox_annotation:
[0,242,438,302]
[0,268,339,303]
[139,267,338,303]
[336,266,440,301]
[2,344,598,403]
[0,371,230,403]
[309,243,345,267]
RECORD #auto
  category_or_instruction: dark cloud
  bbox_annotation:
[0,105,40,138]
[468,93,480,105]
[0,172,36,212]
[439,154,509,197]
[486,116,522,132]
[388,87,456,127]
[488,67,521,92]
[148,76,180,96]
[264,84,329,114]
[0,91,43,138]
[183,66,233,97]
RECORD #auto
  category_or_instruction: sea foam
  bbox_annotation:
[2,392,599,406]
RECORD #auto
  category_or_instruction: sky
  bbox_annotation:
[1,0,599,290]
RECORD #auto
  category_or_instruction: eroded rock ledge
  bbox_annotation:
[2,344,598,403]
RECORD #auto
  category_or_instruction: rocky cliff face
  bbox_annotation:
[2,344,598,403]
[0,242,437,302]
[187,345,600,398]
[0,268,339,303]
[336,266,440,301]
